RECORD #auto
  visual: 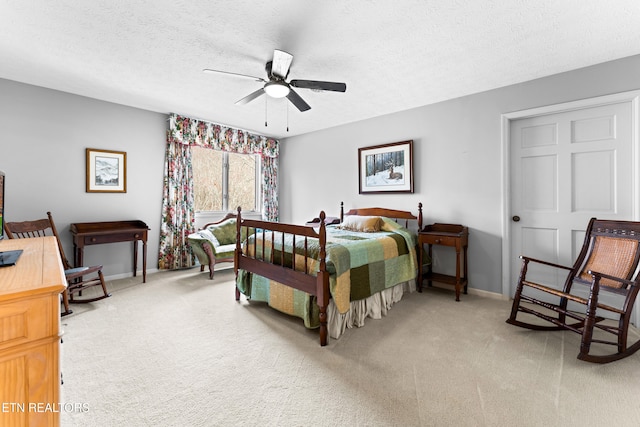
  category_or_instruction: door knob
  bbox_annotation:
[512,216,520,222]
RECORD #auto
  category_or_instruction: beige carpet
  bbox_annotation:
[60,268,640,427]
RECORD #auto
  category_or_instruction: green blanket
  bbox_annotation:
[236,218,418,328]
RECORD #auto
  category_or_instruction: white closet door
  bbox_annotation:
[510,100,634,306]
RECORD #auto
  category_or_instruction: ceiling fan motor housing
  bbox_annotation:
[265,60,288,80]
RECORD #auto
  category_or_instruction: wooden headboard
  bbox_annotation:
[339,201,423,230]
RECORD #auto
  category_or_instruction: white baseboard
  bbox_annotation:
[429,282,508,301]
[467,287,508,300]
[104,268,159,282]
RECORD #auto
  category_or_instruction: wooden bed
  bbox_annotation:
[234,202,423,346]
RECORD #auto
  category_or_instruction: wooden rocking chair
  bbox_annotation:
[4,212,111,316]
[506,218,640,363]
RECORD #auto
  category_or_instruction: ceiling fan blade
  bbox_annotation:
[203,68,265,82]
[290,80,346,92]
[271,49,293,79]
[235,88,265,105]
[286,88,311,112]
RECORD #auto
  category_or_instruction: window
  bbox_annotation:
[192,147,260,213]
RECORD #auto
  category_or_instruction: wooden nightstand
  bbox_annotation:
[418,223,468,301]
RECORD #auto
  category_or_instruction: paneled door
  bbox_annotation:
[509,99,635,305]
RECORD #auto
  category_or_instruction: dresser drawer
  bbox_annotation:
[0,295,57,351]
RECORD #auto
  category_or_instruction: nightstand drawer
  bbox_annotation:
[420,234,458,246]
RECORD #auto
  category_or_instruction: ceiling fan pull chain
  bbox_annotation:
[287,101,289,132]
[264,97,268,127]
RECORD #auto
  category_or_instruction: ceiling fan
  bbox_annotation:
[203,49,346,112]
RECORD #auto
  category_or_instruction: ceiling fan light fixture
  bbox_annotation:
[264,81,290,98]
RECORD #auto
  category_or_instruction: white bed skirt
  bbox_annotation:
[326,279,416,339]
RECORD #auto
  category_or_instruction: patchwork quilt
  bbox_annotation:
[236,218,418,328]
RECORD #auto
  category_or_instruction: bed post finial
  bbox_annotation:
[418,202,423,231]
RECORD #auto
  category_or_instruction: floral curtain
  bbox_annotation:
[158,141,194,270]
[158,113,279,270]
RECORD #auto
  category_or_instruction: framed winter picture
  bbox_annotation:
[358,140,413,194]
[86,148,127,193]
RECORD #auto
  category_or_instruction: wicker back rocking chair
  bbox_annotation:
[506,217,640,363]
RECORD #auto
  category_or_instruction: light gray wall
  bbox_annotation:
[279,54,640,296]
[0,79,167,279]
[3,54,640,290]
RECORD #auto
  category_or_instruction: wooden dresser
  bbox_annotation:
[0,236,66,427]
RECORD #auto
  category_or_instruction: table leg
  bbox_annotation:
[463,245,468,294]
[142,240,147,283]
[427,244,433,288]
[455,246,461,302]
[133,240,138,278]
[75,246,84,268]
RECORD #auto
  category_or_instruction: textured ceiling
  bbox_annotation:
[2,1,640,139]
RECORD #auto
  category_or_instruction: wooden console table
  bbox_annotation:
[70,220,149,282]
[418,223,468,301]
[0,236,65,427]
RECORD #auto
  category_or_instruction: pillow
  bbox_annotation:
[193,229,220,246]
[339,215,382,232]
[380,217,401,232]
[208,219,237,245]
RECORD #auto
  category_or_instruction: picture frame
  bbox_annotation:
[358,140,414,194]
[86,148,127,193]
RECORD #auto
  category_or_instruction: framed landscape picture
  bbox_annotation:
[358,140,413,194]
[86,148,127,193]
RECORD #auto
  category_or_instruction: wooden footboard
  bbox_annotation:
[234,208,331,346]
